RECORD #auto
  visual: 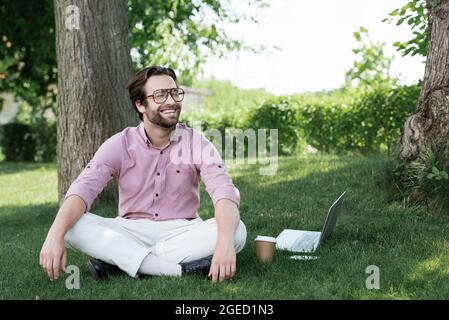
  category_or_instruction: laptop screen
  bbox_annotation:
[318,191,346,246]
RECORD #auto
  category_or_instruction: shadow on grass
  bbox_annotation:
[0,161,56,175]
[230,154,449,298]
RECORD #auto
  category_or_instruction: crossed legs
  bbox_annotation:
[64,213,247,278]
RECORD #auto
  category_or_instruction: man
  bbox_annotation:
[39,66,247,283]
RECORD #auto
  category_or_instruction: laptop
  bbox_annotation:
[275,191,346,254]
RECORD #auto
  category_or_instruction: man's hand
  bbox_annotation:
[38,195,86,281]
[208,239,236,283]
[210,199,240,283]
[39,232,67,281]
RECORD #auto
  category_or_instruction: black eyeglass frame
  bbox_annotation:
[145,88,185,104]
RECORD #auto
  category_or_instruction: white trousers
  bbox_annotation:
[64,212,247,277]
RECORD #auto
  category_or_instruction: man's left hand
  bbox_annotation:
[208,240,236,283]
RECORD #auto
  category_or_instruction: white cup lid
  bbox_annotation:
[255,235,276,243]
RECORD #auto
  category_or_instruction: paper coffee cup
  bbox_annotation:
[255,236,276,262]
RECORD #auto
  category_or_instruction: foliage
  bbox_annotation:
[185,82,267,125]
[0,1,268,162]
[181,80,275,155]
[0,123,36,162]
[247,97,299,155]
[0,119,57,163]
[296,84,421,154]
[33,118,57,162]
[4,102,57,163]
[181,80,421,156]
[0,0,57,114]
[181,81,303,156]
[345,27,394,87]
[128,0,269,84]
[380,140,449,215]
[383,0,428,57]
[0,0,268,113]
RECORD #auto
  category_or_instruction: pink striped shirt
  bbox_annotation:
[64,122,240,220]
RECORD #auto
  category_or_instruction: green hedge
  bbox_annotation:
[1,82,420,162]
[182,82,420,156]
[297,83,420,154]
[0,120,56,162]
[33,119,57,162]
[247,97,299,155]
[0,123,36,161]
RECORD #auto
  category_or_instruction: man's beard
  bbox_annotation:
[145,103,181,129]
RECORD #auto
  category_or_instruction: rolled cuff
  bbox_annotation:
[211,187,240,208]
[64,184,96,212]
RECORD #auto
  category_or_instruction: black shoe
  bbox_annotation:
[180,256,213,277]
[87,259,124,280]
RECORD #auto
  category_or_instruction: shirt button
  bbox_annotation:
[160,151,163,154]
[157,172,160,176]
[176,170,180,173]
[155,213,159,217]
[155,193,159,197]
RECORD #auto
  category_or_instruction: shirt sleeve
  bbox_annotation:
[64,133,123,212]
[193,130,240,208]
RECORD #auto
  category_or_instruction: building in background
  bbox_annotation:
[182,87,211,113]
[0,93,18,125]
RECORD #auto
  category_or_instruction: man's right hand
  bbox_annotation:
[39,232,67,281]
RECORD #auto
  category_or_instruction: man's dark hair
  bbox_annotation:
[126,66,178,121]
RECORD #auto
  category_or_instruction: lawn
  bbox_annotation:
[1,154,449,299]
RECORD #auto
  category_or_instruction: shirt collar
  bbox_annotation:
[138,122,182,147]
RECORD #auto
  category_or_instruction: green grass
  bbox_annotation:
[1,154,449,300]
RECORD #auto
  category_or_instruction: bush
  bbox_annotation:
[247,97,299,155]
[183,80,421,157]
[0,123,37,161]
[182,80,275,157]
[33,118,57,162]
[380,141,449,215]
[295,83,420,154]
[182,107,253,158]
[297,100,343,153]
[0,119,57,163]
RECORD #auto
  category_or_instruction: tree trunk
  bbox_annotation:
[400,0,449,162]
[54,0,136,204]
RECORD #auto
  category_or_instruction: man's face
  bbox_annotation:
[136,75,182,128]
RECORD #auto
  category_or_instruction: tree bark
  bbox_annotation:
[54,0,136,203]
[400,0,449,162]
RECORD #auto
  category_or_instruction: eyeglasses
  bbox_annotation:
[145,88,185,104]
